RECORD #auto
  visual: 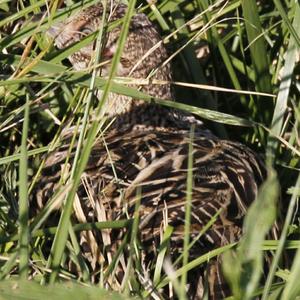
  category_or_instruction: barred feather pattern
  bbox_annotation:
[39,125,265,248]
[34,2,268,299]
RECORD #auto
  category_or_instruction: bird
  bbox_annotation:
[33,1,268,299]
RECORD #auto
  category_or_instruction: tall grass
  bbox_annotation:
[0,0,299,299]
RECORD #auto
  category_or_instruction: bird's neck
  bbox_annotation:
[106,102,205,133]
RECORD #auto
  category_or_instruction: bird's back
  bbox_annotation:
[34,114,266,297]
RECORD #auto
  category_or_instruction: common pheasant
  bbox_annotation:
[33,2,268,299]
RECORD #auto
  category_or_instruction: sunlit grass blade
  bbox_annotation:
[267,2,300,162]
[0,0,45,28]
[46,0,107,282]
[153,225,173,286]
[157,243,236,290]
[0,53,258,127]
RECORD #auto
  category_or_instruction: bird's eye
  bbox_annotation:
[81,27,93,36]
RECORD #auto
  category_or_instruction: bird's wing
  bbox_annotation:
[36,126,265,252]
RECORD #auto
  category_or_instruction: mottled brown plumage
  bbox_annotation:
[34,2,267,299]
[47,2,173,116]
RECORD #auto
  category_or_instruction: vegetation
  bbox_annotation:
[0,0,299,299]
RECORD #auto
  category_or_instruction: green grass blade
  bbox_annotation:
[241,0,272,124]
[0,53,258,127]
[18,95,30,279]
[262,174,300,300]
[0,0,99,49]
[0,220,132,244]
[0,252,19,280]
[58,0,107,281]
[0,0,45,28]
[153,225,174,286]
[171,1,227,137]
[281,221,300,299]
[241,0,272,94]
[273,0,300,48]
[0,146,48,166]
[158,243,236,290]
[267,2,300,162]
[0,279,132,300]
[180,125,194,300]
[199,0,244,95]
[122,189,141,293]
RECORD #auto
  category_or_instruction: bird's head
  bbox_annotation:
[46,2,172,103]
[45,2,173,116]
